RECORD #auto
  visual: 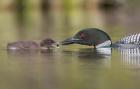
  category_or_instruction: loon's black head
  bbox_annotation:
[61,28,112,48]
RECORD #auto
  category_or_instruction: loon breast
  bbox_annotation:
[113,33,140,48]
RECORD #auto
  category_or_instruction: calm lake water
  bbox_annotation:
[0,2,140,89]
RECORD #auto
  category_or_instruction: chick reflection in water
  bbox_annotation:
[116,48,140,69]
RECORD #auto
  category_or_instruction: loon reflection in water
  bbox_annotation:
[116,48,140,68]
[78,48,140,68]
[78,48,111,59]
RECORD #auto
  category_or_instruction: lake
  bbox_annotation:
[0,2,140,89]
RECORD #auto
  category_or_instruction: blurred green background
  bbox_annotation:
[0,0,140,89]
[0,0,140,48]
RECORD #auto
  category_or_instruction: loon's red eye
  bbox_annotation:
[80,33,86,39]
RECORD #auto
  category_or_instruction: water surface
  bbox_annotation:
[0,2,140,89]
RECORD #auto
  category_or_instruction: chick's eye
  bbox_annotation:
[80,33,86,39]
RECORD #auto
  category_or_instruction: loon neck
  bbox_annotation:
[96,40,112,48]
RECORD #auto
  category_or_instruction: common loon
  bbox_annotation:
[61,28,140,48]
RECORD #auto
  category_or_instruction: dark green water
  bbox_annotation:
[0,3,140,89]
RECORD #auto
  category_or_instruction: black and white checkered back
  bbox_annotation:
[118,34,140,44]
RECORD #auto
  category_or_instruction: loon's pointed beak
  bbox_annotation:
[61,37,80,45]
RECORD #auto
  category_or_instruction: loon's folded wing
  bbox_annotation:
[118,33,140,44]
[113,33,140,48]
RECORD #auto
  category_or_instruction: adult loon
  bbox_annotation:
[61,28,140,48]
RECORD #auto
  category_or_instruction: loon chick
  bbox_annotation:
[61,28,140,48]
[7,38,59,50]
[7,41,40,50]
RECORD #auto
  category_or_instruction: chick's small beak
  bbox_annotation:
[61,37,80,45]
[52,42,60,48]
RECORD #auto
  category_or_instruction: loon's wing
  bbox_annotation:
[119,33,140,44]
[113,33,140,48]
